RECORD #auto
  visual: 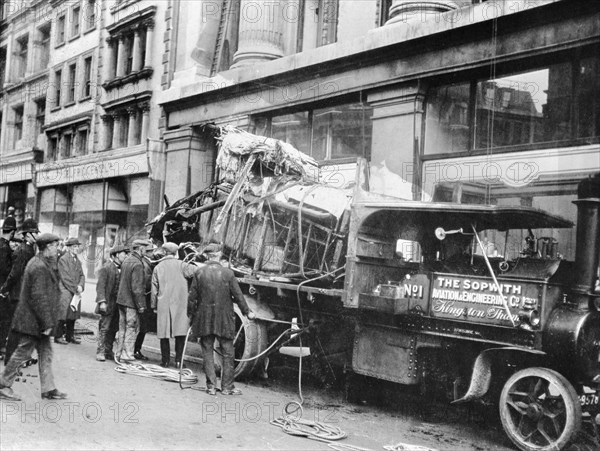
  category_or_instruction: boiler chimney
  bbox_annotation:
[572,173,600,310]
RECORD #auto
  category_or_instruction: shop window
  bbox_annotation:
[36,24,51,72]
[67,63,77,104]
[12,105,23,147]
[425,50,600,155]
[71,5,81,38]
[576,56,600,139]
[14,34,28,79]
[81,56,92,99]
[271,112,311,156]
[56,15,66,46]
[259,100,373,162]
[312,104,372,160]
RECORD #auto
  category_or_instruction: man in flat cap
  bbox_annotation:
[188,244,255,395]
[0,216,16,357]
[151,242,198,368]
[133,242,157,361]
[0,233,68,401]
[1,218,39,364]
[95,244,129,362]
[116,239,153,362]
[55,237,85,345]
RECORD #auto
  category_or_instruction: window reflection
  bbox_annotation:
[425,53,600,154]
[262,101,372,162]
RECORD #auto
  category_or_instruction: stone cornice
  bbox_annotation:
[102,67,153,90]
[106,5,156,35]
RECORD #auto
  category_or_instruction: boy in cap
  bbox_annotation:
[55,237,85,345]
[95,244,129,361]
[0,218,39,364]
[0,233,67,401]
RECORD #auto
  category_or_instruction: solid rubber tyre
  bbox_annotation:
[499,367,581,451]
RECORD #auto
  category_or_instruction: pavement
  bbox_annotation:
[0,323,516,451]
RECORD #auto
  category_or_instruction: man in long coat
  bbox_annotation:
[151,242,198,367]
[0,233,67,401]
[116,239,151,362]
[55,237,85,345]
[95,244,129,361]
[0,218,39,364]
[0,216,16,356]
[188,244,255,395]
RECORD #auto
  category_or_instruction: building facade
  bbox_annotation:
[0,0,166,277]
[159,0,600,262]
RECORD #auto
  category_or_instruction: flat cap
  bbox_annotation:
[201,243,222,255]
[110,244,130,255]
[64,237,81,246]
[132,238,153,248]
[2,216,16,232]
[36,233,60,246]
[162,242,179,255]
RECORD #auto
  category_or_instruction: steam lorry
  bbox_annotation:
[149,127,600,450]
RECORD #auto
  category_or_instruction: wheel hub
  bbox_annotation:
[525,402,543,421]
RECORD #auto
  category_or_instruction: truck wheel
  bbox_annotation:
[499,367,581,451]
[232,305,268,379]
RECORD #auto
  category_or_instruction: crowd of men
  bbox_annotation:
[0,211,255,401]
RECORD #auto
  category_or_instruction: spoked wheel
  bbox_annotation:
[213,305,269,379]
[499,367,581,451]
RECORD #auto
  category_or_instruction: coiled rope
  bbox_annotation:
[114,360,198,384]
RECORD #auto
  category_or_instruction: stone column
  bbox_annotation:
[131,29,142,72]
[104,37,117,80]
[140,103,150,142]
[115,34,126,77]
[367,83,428,200]
[231,0,284,68]
[127,107,138,146]
[142,20,154,69]
[385,0,458,25]
[111,113,122,149]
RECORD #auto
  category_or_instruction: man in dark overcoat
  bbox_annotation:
[0,217,16,356]
[55,237,85,344]
[0,218,39,364]
[95,244,129,361]
[116,239,151,362]
[188,244,255,395]
[0,233,67,401]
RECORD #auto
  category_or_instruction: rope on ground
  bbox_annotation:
[114,360,198,384]
[383,444,438,451]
